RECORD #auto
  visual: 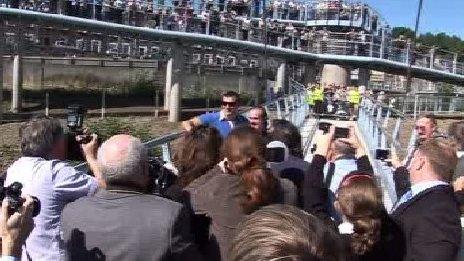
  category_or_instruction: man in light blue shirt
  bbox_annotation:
[323,139,358,222]
[182,91,248,138]
[4,118,103,260]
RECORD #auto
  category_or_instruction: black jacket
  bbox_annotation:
[390,185,461,261]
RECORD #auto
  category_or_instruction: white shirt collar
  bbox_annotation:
[410,180,448,197]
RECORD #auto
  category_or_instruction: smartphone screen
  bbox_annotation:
[266,147,286,162]
[375,149,390,160]
[334,127,349,139]
[318,122,332,134]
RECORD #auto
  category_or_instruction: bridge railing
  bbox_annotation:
[1,7,462,81]
[357,97,415,211]
[389,94,464,117]
[76,90,309,171]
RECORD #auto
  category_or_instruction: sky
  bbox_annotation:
[361,0,464,39]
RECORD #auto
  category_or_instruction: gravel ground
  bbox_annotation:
[0,116,180,173]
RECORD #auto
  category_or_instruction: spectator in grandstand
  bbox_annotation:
[229,204,345,261]
[391,138,461,261]
[304,128,406,260]
[182,91,248,138]
[1,196,35,260]
[184,126,296,261]
[269,119,304,158]
[61,134,201,260]
[247,106,268,136]
[4,118,103,260]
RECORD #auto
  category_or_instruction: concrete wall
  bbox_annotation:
[321,64,349,87]
[1,59,260,96]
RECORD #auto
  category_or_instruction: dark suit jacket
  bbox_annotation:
[61,190,201,261]
[390,185,461,261]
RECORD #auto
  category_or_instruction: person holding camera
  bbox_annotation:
[1,196,35,261]
[303,127,406,261]
[4,118,103,260]
[61,134,201,261]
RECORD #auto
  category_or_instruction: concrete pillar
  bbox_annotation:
[275,63,286,94]
[11,55,22,113]
[321,64,349,87]
[358,68,370,88]
[164,58,173,110]
[0,21,3,122]
[303,63,317,87]
[168,43,184,122]
[429,47,436,69]
[453,53,458,74]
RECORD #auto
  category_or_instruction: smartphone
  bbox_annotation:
[266,147,286,162]
[375,149,390,160]
[334,127,349,139]
[318,122,332,134]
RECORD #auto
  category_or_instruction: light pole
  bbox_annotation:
[406,0,424,93]
[261,0,268,103]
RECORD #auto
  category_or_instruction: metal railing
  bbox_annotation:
[1,8,464,86]
[357,96,414,211]
[76,89,309,171]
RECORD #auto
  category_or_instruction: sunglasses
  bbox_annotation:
[222,101,237,107]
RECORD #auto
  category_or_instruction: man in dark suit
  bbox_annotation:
[61,134,201,261]
[390,138,461,261]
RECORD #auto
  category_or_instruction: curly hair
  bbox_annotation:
[337,173,384,256]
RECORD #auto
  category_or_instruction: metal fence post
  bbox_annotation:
[101,88,106,119]
[45,92,49,117]
[276,100,282,119]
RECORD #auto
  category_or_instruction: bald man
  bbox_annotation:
[61,135,201,261]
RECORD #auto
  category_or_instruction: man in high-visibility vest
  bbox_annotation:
[313,85,324,114]
[305,86,315,112]
[348,86,361,119]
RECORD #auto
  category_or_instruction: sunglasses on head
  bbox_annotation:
[222,101,237,107]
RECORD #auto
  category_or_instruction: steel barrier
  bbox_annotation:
[76,90,309,171]
[357,97,415,211]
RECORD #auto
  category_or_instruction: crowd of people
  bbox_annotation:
[305,83,362,118]
[1,90,464,260]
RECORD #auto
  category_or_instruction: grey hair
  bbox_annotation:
[20,118,64,158]
[97,136,148,188]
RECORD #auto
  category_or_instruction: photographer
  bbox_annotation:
[61,134,201,260]
[1,196,35,261]
[4,117,102,260]
[303,128,405,261]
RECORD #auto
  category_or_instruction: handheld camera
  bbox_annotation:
[0,182,40,217]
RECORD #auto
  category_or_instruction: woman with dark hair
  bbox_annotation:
[173,126,223,188]
[304,127,405,261]
[185,126,296,261]
[269,119,304,158]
